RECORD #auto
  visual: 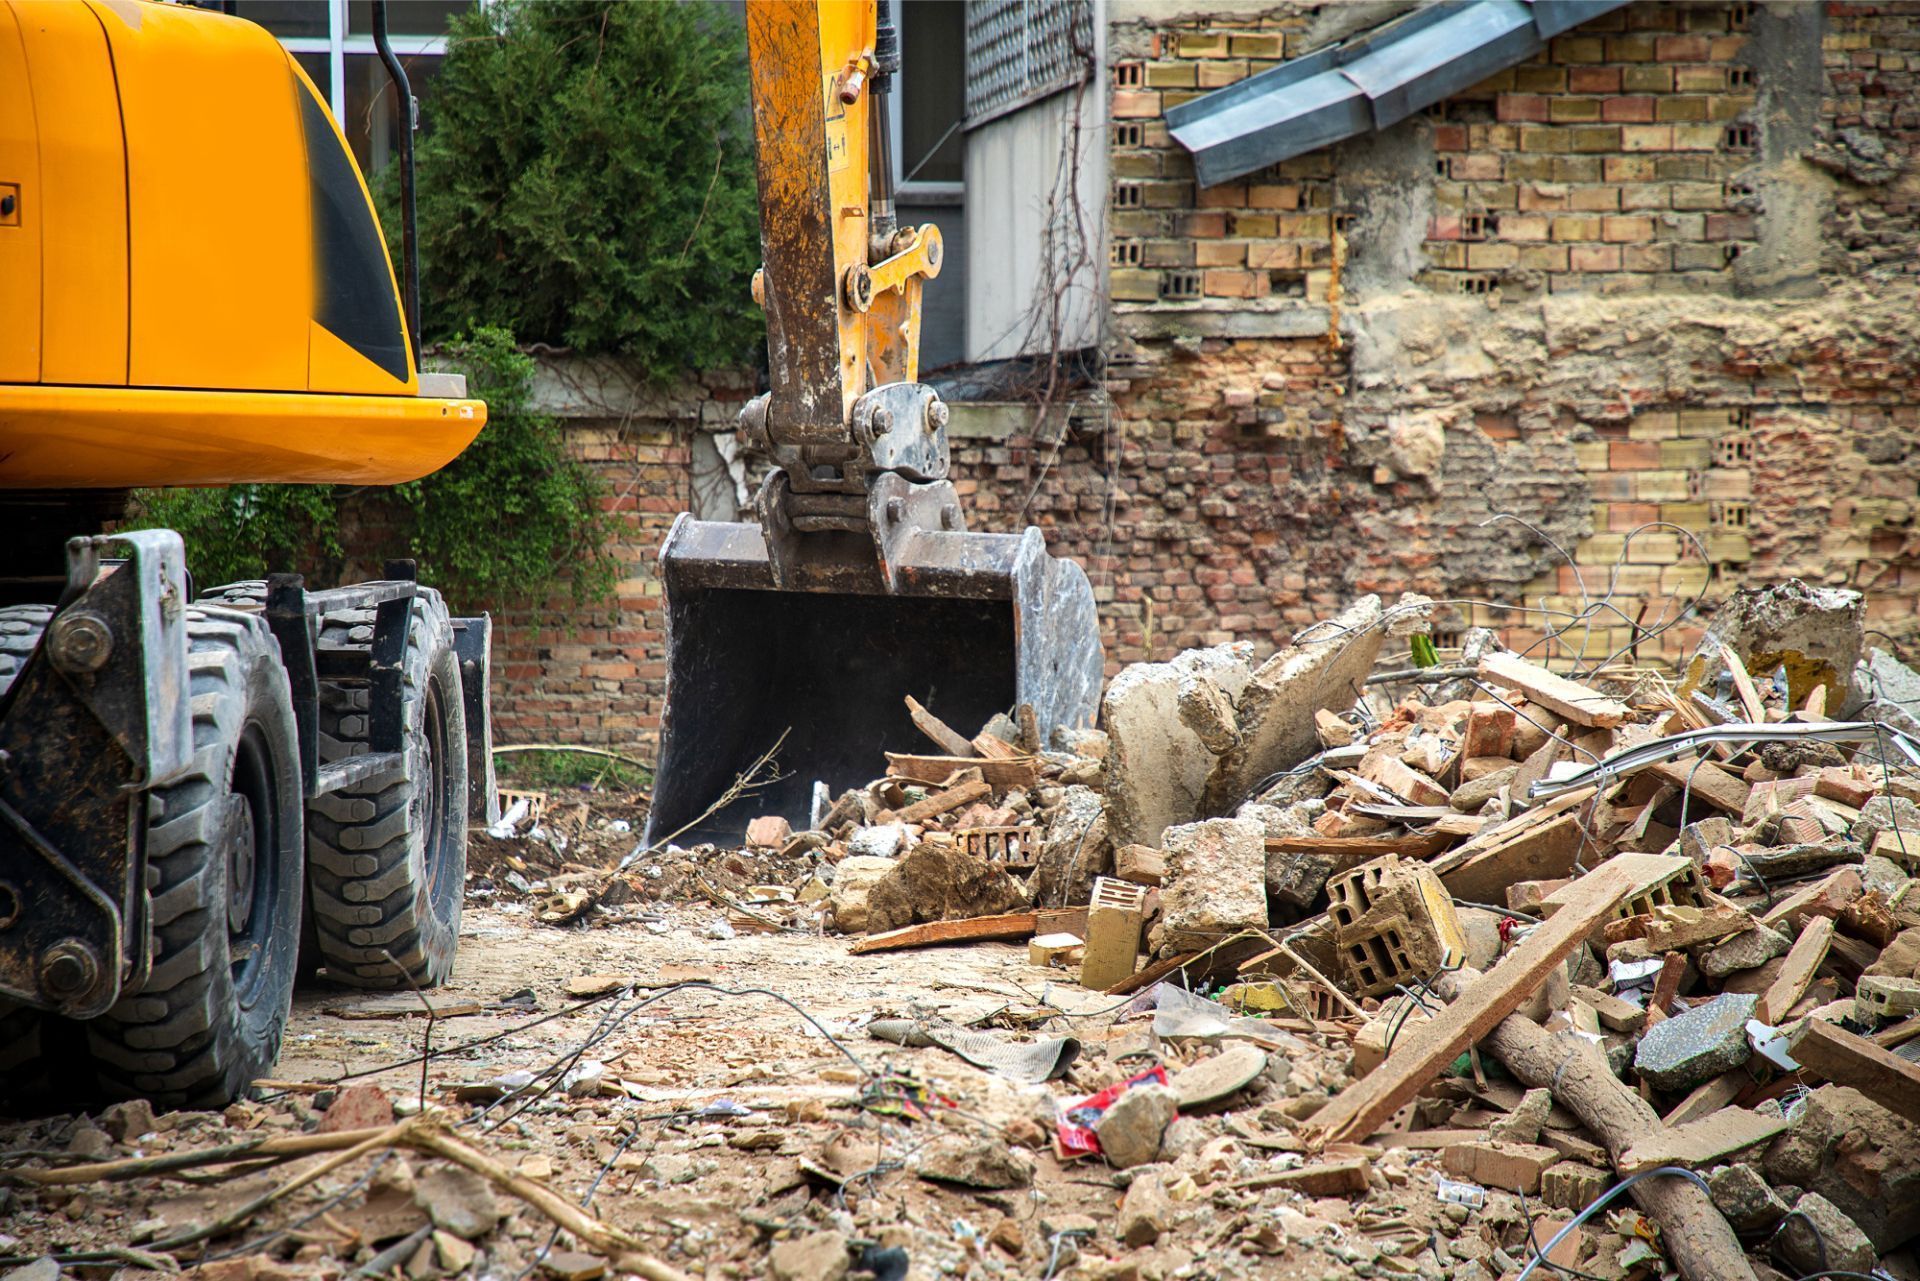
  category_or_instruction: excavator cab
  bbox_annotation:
[646,0,1104,846]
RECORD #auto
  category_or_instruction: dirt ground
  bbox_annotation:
[0,845,1492,1281]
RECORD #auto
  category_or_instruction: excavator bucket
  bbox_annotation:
[646,512,1104,847]
[642,2,1106,846]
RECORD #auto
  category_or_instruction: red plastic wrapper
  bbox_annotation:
[1055,1064,1171,1159]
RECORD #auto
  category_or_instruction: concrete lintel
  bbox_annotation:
[947,401,1104,442]
[1113,301,1336,341]
[524,351,707,422]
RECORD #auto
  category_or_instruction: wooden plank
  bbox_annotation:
[1760,867,1863,931]
[1757,916,1835,1024]
[1872,1014,1920,1051]
[905,696,975,758]
[849,912,1039,955]
[1719,643,1767,724]
[1648,756,1751,815]
[1478,653,1631,728]
[1230,1157,1370,1196]
[1105,949,1197,996]
[886,753,1038,789]
[1618,1107,1788,1174]
[1789,1018,1920,1128]
[1262,832,1451,859]
[1662,1072,1744,1126]
[890,777,992,825]
[1303,856,1673,1148]
[971,732,1020,760]
[1437,813,1585,906]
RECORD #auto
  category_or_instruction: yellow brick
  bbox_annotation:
[1661,564,1711,595]
[1661,439,1712,470]
[1577,533,1627,563]
[1574,441,1611,471]
[1707,533,1751,563]
[1635,470,1691,502]
[1700,470,1752,500]
[1627,532,1684,563]
[1678,408,1735,436]
[1660,502,1711,531]
[1629,412,1680,440]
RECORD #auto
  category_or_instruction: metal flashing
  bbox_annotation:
[1167,0,1632,187]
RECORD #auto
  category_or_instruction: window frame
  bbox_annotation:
[890,7,965,203]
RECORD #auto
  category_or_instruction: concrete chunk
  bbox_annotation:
[1096,1083,1177,1170]
[827,856,897,934]
[1153,817,1267,954]
[1202,596,1385,815]
[1104,643,1256,847]
[1683,579,1864,710]
[1773,1192,1876,1276]
[1633,992,1757,1092]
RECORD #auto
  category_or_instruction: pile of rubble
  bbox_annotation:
[757,579,1920,1279]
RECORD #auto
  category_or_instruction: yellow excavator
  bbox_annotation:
[0,0,1100,1108]
[0,0,490,1106]
[647,0,1104,845]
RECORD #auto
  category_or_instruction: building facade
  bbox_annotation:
[251,0,1918,752]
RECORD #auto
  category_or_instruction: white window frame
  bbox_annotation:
[274,0,446,124]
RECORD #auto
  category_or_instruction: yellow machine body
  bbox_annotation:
[0,0,484,487]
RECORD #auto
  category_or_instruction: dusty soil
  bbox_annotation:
[0,880,1481,1281]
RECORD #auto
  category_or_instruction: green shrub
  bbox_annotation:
[407,0,762,381]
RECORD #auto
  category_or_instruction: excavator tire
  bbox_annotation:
[305,588,467,988]
[84,605,306,1106]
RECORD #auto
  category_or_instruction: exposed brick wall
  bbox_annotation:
[470,0,1919,759]
[1818,3,1920,273]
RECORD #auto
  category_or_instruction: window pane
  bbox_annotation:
[232,0,328,39]
[347,0,469,37]
[900,0,964,185]
[342,52,442,174]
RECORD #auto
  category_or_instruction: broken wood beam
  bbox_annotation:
[1478,653,1631,728]
[1262,832,1451,859]
[1303,855,1677,1149]
[886,753,1038,790]
[1480,1015,1758,1281]
[905,696,975,758]
[890,777,992,824]
[1617,1107,1787,1175]
[1789,1018,1920,1129]
[849,912,1039,955]
[1757,916,1835,1024]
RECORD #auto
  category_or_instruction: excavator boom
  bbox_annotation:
[647,0,1104,846]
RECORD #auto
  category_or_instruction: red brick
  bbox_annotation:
[1655,34,1711,60]
[1568,66,1623,93]
[1603,96,1656,123]
[1498,94,1550,123]
[1570,244,1622,271]
[1611,441,1661,469]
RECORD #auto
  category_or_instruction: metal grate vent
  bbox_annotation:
[966,0,1094,124]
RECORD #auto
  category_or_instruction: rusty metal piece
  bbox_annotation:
[0,532,193,1017]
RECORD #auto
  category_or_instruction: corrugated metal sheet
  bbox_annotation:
[1166,0,1630,187]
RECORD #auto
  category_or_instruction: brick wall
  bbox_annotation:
[475,0,1919,757]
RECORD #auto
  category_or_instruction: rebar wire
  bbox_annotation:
[1513,1166,1712,1281]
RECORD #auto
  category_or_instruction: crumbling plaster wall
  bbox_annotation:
[1067,0,1920,673]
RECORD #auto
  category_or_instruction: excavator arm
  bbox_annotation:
[647,0,1105,845]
